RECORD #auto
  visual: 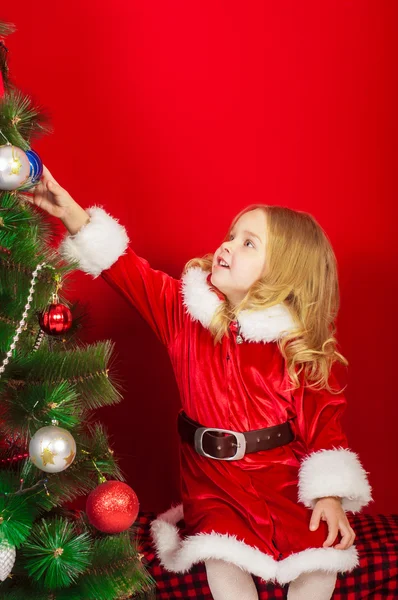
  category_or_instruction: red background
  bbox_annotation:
[2,2,397,514]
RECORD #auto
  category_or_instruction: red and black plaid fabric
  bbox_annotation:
[135,512,398,599]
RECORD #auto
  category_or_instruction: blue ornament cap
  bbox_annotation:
[26,149,43,183]
[19,148,43,190]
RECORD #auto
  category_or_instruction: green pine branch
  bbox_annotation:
[4,341,123,411]
[22,517,92,589]
[2,380,82,442]
[0,89,51,149]
[0,472,39,547]
[0,191,71,273]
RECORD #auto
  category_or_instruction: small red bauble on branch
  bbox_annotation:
[38,293,72,336]
[86,480,139,533]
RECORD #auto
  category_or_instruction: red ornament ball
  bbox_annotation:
[86,480,139,533]
[39,302,72,335]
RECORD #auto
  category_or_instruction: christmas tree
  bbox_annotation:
[0,21,154,599]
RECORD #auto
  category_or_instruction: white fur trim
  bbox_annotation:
[58,206,129,278]
[181,268,223,329]
[150,504,358,584]
[150,504,277,581]
[298,448,372,513]
[181,267,297,343]
[277,545,359,585]
[238,303,297,343]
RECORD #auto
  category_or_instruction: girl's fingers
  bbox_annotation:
[323,520,338,547]
[334,529,350,549]
[32,181,44,196]
[334,524,356,550]
[309,505,322,531]
[46,179,67,200]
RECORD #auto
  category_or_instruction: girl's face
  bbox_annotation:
[211,208,267,307]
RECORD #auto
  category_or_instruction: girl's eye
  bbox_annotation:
[245,240,255,248]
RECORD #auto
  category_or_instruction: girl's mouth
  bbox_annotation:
[217,256,230,268]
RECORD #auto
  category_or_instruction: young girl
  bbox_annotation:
[31,166,372,600]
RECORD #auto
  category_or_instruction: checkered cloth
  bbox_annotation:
[134,512,398,599]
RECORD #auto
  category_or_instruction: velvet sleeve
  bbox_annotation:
[293,370,372,513]
[58,205,183,346]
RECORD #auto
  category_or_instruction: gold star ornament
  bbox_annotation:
[63,450,76,467]
[41,447,57,466]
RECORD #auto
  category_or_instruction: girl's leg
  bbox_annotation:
[287,570,337,600]
[204,558,259,600]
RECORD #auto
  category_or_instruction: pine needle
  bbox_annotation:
[22,517,92,589]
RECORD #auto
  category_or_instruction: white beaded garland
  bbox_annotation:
[0,262,56,378]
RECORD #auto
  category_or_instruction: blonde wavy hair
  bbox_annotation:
[184,204,348,393]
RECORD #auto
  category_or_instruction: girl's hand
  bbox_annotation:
[27,165,89,235]
[309,496,356,550]
[29,165,75,220]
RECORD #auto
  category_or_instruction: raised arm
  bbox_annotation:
[58,206,183,346]
[31,166,184,346]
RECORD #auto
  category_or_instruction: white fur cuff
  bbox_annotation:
[58,205,129,278]
[298,448,372,513]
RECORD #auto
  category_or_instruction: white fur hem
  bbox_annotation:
[58,205,129,278]
[150,504,358,585]
[277,545,359,585]
[298,448,372,513]
[150,504,277,581]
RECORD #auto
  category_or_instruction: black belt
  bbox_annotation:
[177,410,294,461]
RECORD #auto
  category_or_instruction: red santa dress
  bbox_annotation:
[59,206,372,585]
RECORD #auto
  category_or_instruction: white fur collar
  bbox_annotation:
[181,267,297,343]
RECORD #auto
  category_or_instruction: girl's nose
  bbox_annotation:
[221,241,232,253]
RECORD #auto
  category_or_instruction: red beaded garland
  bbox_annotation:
[0,452,29,464]
[86,480,139,533]
[39,302,72,335]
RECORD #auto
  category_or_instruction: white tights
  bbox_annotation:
[204,559,337,600]
[204,559,259,600]
[287,570,337,600]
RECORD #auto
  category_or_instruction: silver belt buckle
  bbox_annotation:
[194,427,247,460]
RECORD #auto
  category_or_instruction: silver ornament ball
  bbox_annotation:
[0,144,31,191]
[29,425,76,473]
